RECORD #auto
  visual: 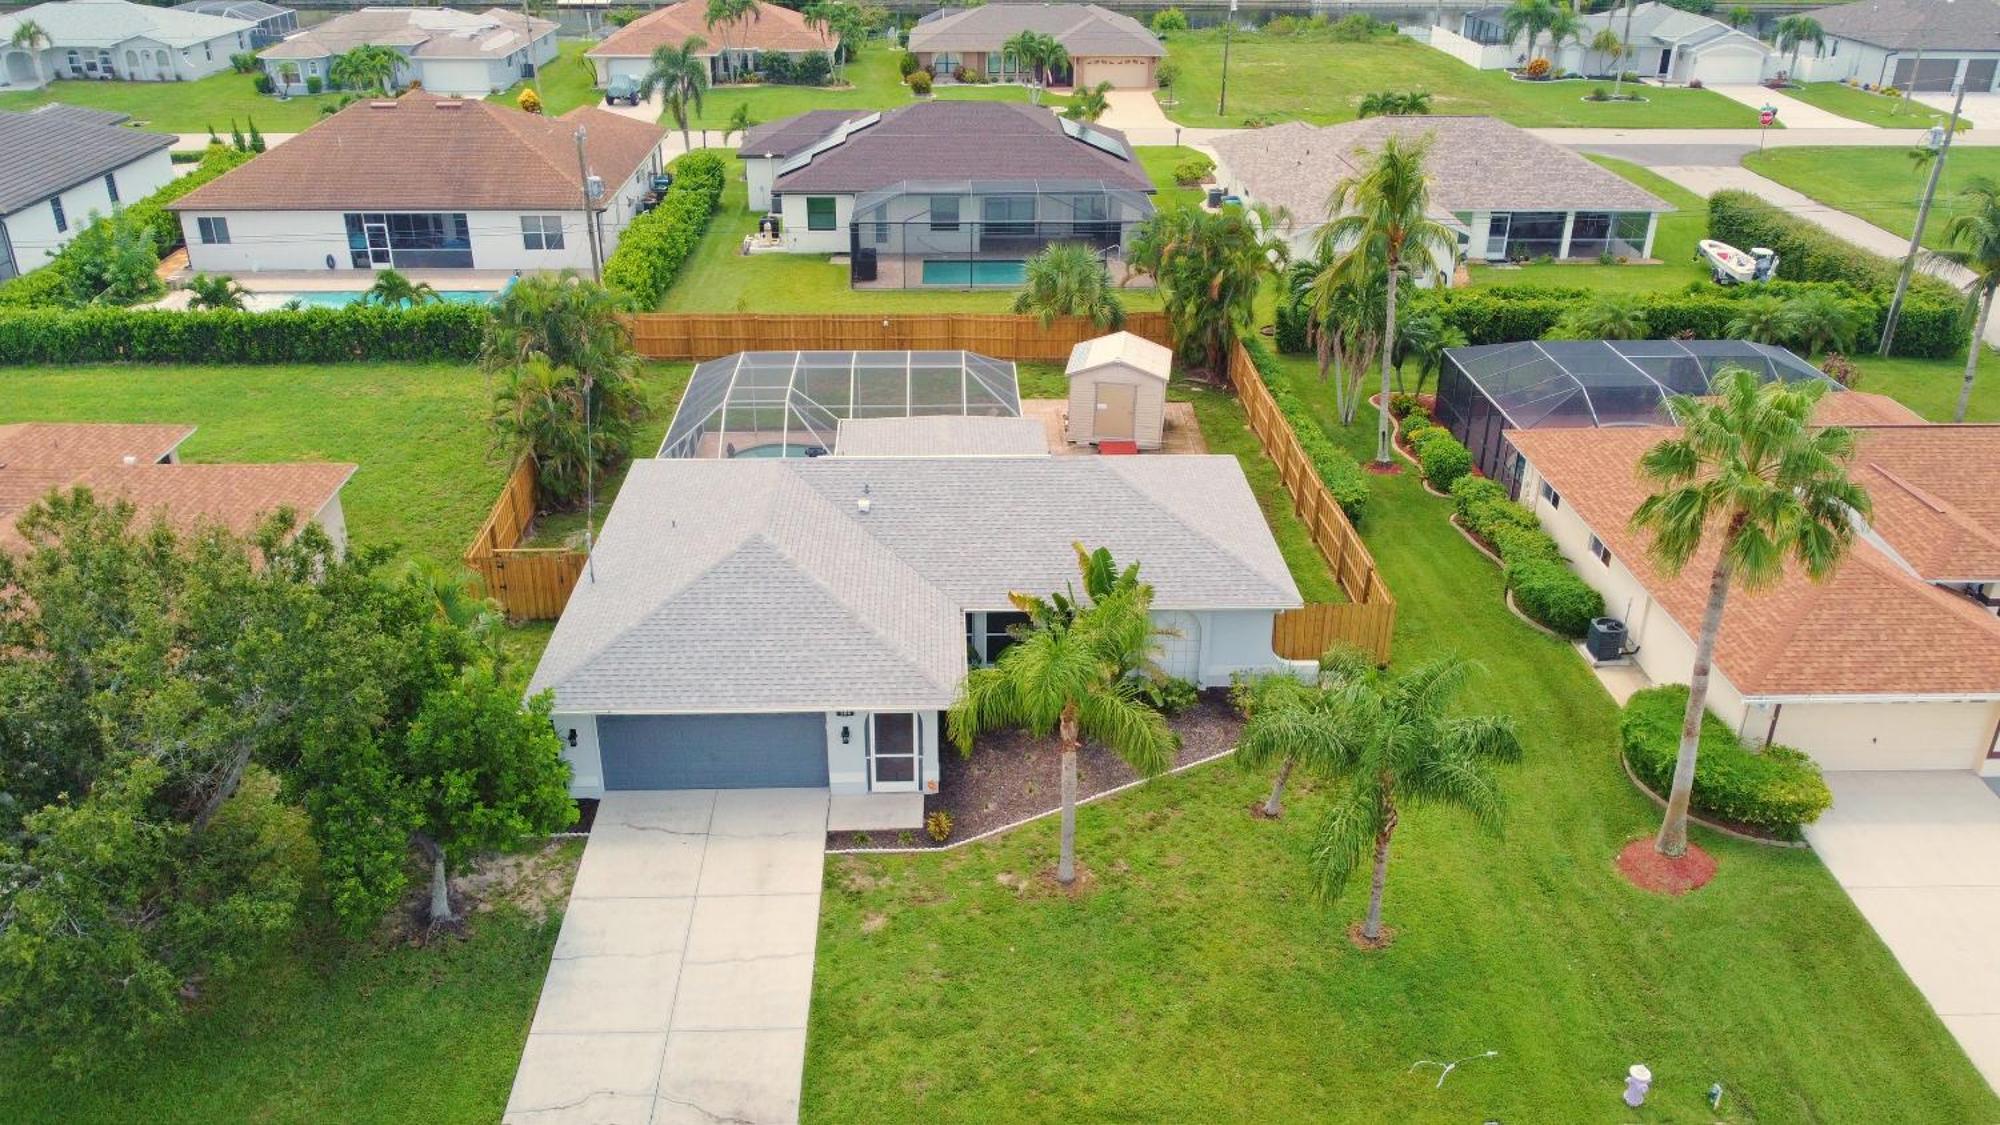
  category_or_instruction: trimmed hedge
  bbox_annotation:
[1410,427,1471,492]
[602,149,729,309]
[1243,337,1370,522]
[1449,473,1603,636]
[1620,684,1833,838]
[0,304,486,365]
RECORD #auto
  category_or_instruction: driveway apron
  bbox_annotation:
[505,789,830,1125]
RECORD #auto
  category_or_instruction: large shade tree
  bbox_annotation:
[1630,368,1869,856]
[1932,174,2000,422]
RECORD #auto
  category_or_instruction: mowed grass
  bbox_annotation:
[1466,155,1711,292]
[685,44,1059,129]
[0,68,345,132]
[1742,145,2000,250]
[1851,350,2000,421]
[1784,82,1964,131]
[800,351,1998,1122]
[489,39,603,117]
[1153,30,1761,129]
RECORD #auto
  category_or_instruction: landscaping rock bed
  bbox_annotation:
[828,691,1244,851]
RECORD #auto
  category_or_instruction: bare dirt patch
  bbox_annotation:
[1616,838,1718,895]
[1347,922,1398,951]
[457,839,582,922]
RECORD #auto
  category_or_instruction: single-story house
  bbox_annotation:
[0,422,355,555]
[1066,330,1171,450]
[909,3,1165,90]
[171,0,295,49]
[527,452,1307,797]
[0,0,256,89]
[586,0,835,87]
[0,105,176,281]
[257,7,557,98]
[168,91,666,274]
[1209,115,1670,278]
[1436,2,1772,85]
[1507,419,2000,775]
[742,101,1156,288]
[1792,0,2000,92]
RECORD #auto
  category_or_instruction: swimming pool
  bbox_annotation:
[920,259,1027,287]
[243,289,500,312]
[728,442,823,459]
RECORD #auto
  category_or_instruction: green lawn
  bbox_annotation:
[685,44,1059,130]
[1743,146,2000,251]
[1851,350,2000,421]
[803,350,2000,1122]
[490,40,602,117]
[0,69,345,132]
[1784,82,1964,131]
[1467,155,1710,292]
[1153,30,1762,130]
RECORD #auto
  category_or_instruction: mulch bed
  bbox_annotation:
[1616,838,1717,895]
[570,798,599,834]
[827,690,1243,850]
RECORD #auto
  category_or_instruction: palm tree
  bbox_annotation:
[1014,242,1124,329]
[802,0,864,81]
[1357,90,1430,118]
[1778,290,1866,355]
[723,101,755,146]
[1590,29,1625,92]
[640,37,709,153]
[1001,30,1067,104]
[1064,81,1113,123]
[1774,15,1824,81]
[1391,308,1464,396]
[1318,134,1458,465]
[363,269,439,307]
[1723,293,1788,344]
[1549,293,1649,340]
[1126,204,1289,376]
[947,552,1177,885]
[1500,0,1556,66]
[1541,5,1583,67]
[1726,5,1754,30]
[491,356,600,507]
[9,20,50,87]
[705,0,759,82]
[330,44,400,94]
[1293,250,1387,424]
[186,273,249,311]
[1931,174,2000,422]
[484,269,641,389]
[1235,647,1371,818]
[1286,656,1521,943]
[1631,368,1869,857]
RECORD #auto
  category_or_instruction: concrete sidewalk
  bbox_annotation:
[505,789,829,1125]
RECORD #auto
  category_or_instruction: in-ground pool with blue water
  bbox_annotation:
[919,259,1027,287]
[264,289,500,309]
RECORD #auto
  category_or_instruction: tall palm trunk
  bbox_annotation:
[1377,258,1399,465]
[1955,283,1995,423]
[1362,792,1397,940]
[417,834,456,924]
[1057,701,1080,884]
[1657,521,1742,857]
[1262,756,1296,818]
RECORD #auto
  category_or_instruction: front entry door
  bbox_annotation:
[1094,382,1136,442]
[868,712,920,792]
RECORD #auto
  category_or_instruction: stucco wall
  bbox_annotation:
[775,191,854,253]
[310,493,350,558]
[743,156,779,212]
[554,712,605,796]
[2,147,175,275]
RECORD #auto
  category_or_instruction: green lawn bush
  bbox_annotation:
[602,150,728,308]
[1620,684,1833,838]
[1450,473,1601,635]
[1412,428,1471,492]
[1244,337,1370,522]
[0,304,486,365]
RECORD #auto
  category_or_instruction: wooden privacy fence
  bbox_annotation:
[462,458,588,620]
[1226,342,1398,664]
[627,311,1172,361]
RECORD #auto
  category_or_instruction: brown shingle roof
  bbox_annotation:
[1508,426,2000,698]
[168,91,665,212]
[770,101,1152,194]
[587,0,834,59]
[1811,390,1925,425]
[0,422,192,468]
[259,7,554,60]
[1846,425,2000,582]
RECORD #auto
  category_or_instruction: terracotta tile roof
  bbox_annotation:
[1507,426,2000,699]
[770,101,1153,194]
[168,91,665,212]
[587,0,834,58]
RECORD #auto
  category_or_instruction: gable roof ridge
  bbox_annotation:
[488,100,579,185]
[1098,456,1299,603]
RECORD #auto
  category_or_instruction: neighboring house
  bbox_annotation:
[1209,115,1669,278]
[0,105,175,281]
[741,101,1156,289]
[1435,2,1772,85]
[171,0,295,49]
[908,3,1164,89]
[0,422,356,555]
[586,0,835,87]
[1507,419,2000,775]
[0,0,256,89]
[527,452,1306,797]
[1793,0,2000,92]
[258,7,556,97]
[168,91,666,274]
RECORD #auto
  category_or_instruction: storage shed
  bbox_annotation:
[1066,332,1171,450]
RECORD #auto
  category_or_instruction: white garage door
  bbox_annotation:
[1154,611,1202,681]
[1772,701,1999,771]
[1690,48,1764,86]
[1077,57,1154,89]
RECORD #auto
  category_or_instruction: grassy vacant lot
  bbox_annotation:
[1467,155,1710,292]
[686,44,1060,130]
[489,40,602,117]
[1154,29,1760,130]
[1743,146,2000,250]
[0,69,345,132]
[803,351,2000,1122]
[1785,82,1963,131]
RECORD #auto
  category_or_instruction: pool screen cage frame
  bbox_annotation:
[1434,339,1835,495]
[659,349,1024,459]
[845,178,1153,289]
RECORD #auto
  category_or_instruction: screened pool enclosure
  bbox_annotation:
[659,350,1023,459]
[1435,340,1835,494]
[845,178,1154,289]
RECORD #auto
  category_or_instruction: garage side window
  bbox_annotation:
[197,216,230,244]
[806,197,837,232]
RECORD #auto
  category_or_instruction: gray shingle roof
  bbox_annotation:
[0,0,253,48]
[0,108,173,217]
[909,3,1163,58]
[738,109,871,160]
[1808,0,2000,52]
[528,455,1302,714]
[833,416,1049,457]
[770,101,1152,195]
[259,6,553,60]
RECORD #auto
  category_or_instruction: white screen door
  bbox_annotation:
[869,713,920,792]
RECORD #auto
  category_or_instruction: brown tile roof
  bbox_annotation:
[770,101,1153,194]
[587,0,834,58]
[908,4,1163,59]
[1508,425,2000,699]
[0,422,192,468]
[168,91,665,212]
[739,108,869,160]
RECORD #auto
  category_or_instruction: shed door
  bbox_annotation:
[1094,382,1137,442]
[598,713,828,789]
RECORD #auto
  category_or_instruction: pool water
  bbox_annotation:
[920,259,1027,287]
[728,442,821,459]
[245,289,499,311]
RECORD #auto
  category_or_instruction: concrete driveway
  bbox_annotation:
[1705,84,1870,131]
[505,789,830,1125]
[1805,772,2000,1092]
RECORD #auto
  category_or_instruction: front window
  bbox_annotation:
[981,194,1034,237]
[806,196,836,231]
[520,215,565,250]
[197,216,230,244]
[929,195,960,233]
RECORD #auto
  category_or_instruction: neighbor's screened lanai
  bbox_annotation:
[658,350,1023,459]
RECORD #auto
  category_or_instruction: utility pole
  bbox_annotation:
[574,124,603,284]
[521,0,541,102]
[1881,80,1965,357]
[1217,0,1236,118]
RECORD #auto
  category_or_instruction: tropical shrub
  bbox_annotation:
[1620,685,1832,837]
[0,304,487,365]
[517,87,543,114]
[1504,555,1605,636]
[1523,57,1553,79]
[757,51,795,83]
[253,72,275,94]
[601,150,727,307]
[1273,299,1311,354]
[1246,339,1370,521]
[1172,153,1215,186]
[907,68,932,95]
[794,51,833,85]
[306,75,323,94]
[230,51,259,74]
[1413,429,1472,492]
[608,6,643,25]
[1389,392,1426,418]
[1138,675,1200,715]
[1151,6,1187,32]
[1327,13,1390,40]
[1448,473,1506,520]
[899,50,919,77]
[924,809,953,842]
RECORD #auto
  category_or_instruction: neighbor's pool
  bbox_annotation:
[728,442,821,459]
[920,259,1027,287]
[245,289,500,311]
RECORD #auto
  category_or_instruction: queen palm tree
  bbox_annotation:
[948,553,1177,885]
[1549,293,1649,340]
[1632,368,1869,857]
[1590,28,1626,94]
[363,269,439,307]
[330,44,400,94]
[1778,290,1866,356]
[186,273,249,311]
[1235,647,1371,818]
[1127,203,1289,377]
[802,0,864,81]
[1773,15,1823,81]
[639,37,709,153]
[705,0,759,82]
[1541,5,1583,67]
[1014,242,1124,329]
[1390,308,1464,396]
[723,102,755,146]
[1931,174,2000,422]
[1294,250,1387,424]
[1001,30,1067,104]
[9,20,50,86]
[1279,656,1521,943]
[1317,134,1458,465]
